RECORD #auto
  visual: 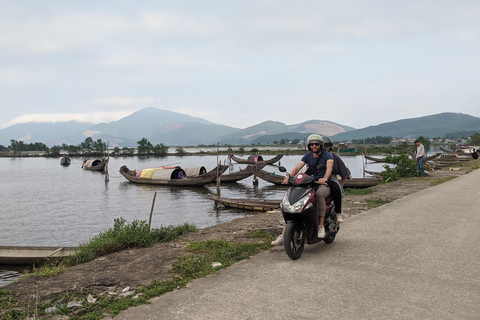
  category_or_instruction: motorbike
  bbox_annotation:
[279,166,340,260]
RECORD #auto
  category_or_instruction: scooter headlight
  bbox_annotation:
[281,192,313,213]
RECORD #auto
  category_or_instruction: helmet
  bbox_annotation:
[323,136,333,151]
[307,134,324,151]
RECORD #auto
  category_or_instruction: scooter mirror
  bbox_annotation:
[279,166,287,173]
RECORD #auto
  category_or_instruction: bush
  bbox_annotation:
[382,154,418,182]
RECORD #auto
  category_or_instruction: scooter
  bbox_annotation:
[279,166,340,260]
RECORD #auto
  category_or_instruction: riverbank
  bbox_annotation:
[2,163,476,319]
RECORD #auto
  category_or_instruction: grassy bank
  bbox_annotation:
[0,220,273,320]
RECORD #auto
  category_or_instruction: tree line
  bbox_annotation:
[0,137,170,157]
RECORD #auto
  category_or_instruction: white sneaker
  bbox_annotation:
[271,234,284,246]
[318,226,325,238]
[336,213,343,223]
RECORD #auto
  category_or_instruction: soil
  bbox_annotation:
[3,167,470,307]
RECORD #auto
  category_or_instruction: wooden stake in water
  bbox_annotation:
[149,191,157,228]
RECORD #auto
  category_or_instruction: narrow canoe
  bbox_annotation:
[208,194,281,212]
[0,246,77,265]
[228,153,284,165]
[246,166,381,188]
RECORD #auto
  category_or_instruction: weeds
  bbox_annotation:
[1,227,272,319]
[365,199,391,209]
[344,188,373,195]
[429,176,457,186]
[25,218,196,278]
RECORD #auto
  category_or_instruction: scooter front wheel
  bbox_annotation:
[284,221,305,260]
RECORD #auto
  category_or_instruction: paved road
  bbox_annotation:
[115,169,480,320]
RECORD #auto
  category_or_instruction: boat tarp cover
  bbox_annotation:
[136,166,186,180]
[183,166,207,177]
[84,159,101,168]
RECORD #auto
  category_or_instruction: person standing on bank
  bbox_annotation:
[273,134,333,244]
[323,136,349,223]
[415,139,426,177]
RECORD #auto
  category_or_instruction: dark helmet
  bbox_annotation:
[323,136,333,151]
[307,134,324,151]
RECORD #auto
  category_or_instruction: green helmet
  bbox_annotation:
[307,134,324,151]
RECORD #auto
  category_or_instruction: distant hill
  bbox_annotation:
[332,113,480,141]
[0,121,94,146]
[1,109,478,147]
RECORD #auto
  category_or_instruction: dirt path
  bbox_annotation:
[4,167,469,306]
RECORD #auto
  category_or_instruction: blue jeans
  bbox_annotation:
[417,157,425,176]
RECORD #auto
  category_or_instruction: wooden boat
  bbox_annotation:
[228,153,284,165]
[364,169,382,178]
[247,166,381,188]
[344,177,381,188]
[60,156,71,166]
[208,194,281,212]
[82,157,108,171]
[119,165,227,187]
[215,164,266,183]
[0,246,76,265]
[364,155,386,163]
[440,147,455,154]
[245,166,284,184]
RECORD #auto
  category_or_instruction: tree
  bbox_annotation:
[81,137,94,154]
[137,137,153,155]
[93,138,107,155]
[121,146,134,155]
[175,147,186,155]
[416,136,431,151]
[113,147,121,156]
[152,143,168,156]
[469,133,480,146]
[48,145,61,156]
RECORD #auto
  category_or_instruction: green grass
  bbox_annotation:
[344,188,374,195]
[1,228,273,320]
[365,199,391,210]
[26,218,196,278]
[429,176,457,186]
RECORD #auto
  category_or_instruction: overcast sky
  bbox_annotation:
[1,1,479,130]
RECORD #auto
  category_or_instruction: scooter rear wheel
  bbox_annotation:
[284,222,305,260]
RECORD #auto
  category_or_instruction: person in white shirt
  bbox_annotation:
[415,140,426,177]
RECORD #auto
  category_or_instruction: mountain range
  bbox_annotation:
[0,107,479,147]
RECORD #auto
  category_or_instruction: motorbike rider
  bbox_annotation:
[272,134,334,245]
[323,136,349,223]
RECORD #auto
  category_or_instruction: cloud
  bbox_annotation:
[5,111,134,127]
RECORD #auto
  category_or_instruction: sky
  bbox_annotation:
[1,0,479,130]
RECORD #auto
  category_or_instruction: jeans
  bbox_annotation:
[417,156,425,176]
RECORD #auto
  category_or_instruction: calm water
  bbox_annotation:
[0,153,384,286]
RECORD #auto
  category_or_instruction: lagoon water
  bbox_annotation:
[0,153,384,286]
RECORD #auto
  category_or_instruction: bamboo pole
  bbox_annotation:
[149,191,157,228]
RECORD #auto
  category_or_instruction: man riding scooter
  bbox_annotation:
[272,134,334,245]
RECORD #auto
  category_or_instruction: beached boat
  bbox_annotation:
[0,246,76,265]
[246,166,381,188]
[215,164,267,183]
[208,194,281,212]
[228,153,284,165]
[82,157,108,171]
[60,156,71,166]
[119,165,227,187]
[364,155,386,163]
[364,169,383,178]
